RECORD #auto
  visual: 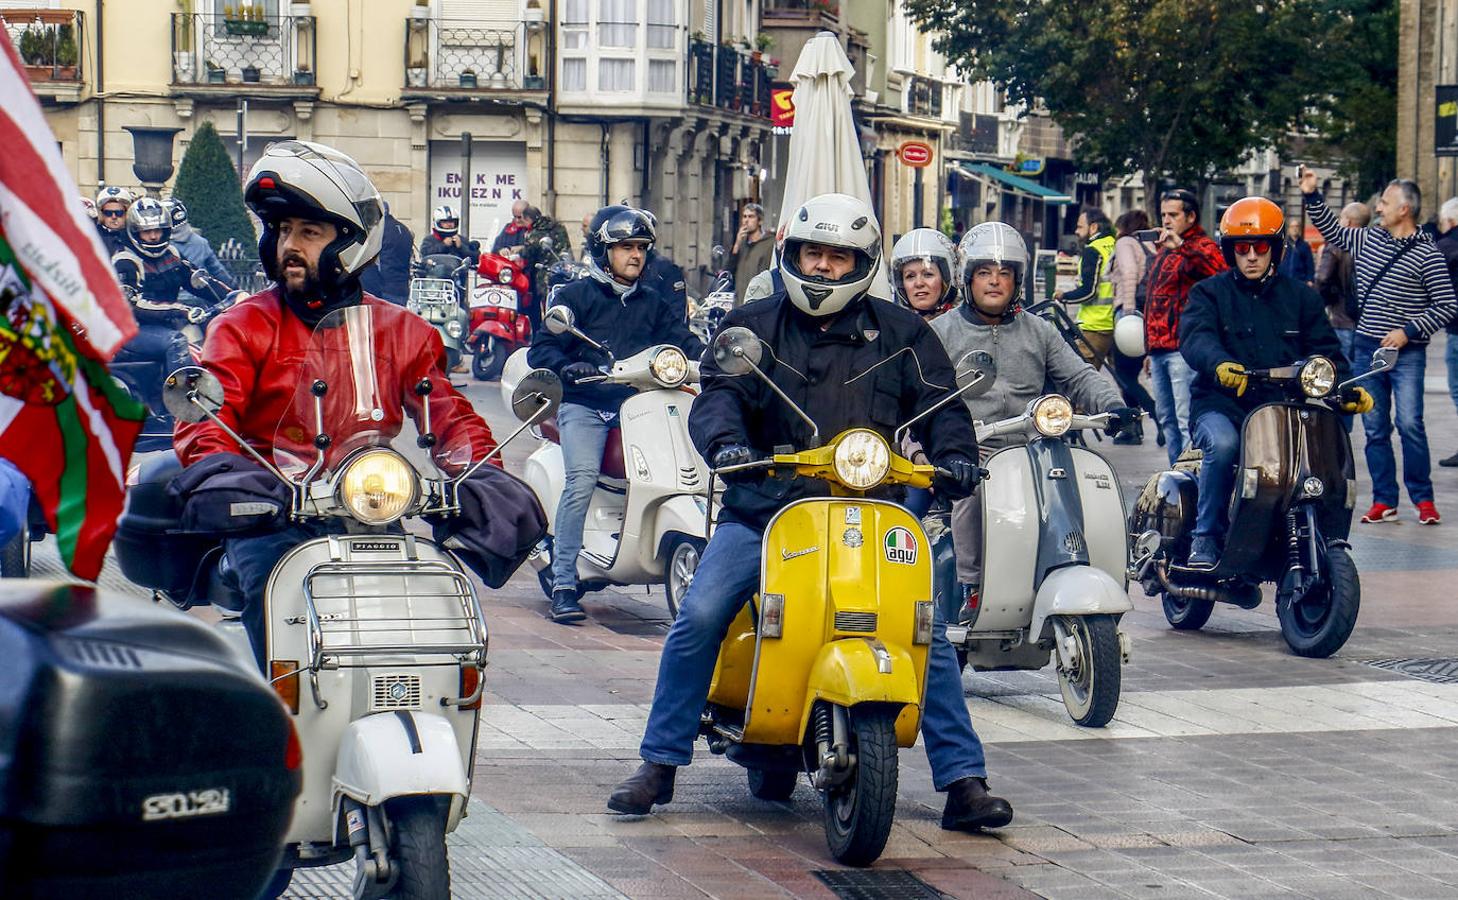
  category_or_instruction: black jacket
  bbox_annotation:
[1436,230,1458,335]
[526,275,700,412]
[361,214,415,304]
[419,232,475,261]
[691,294,978,531]
[1180,270,1349,423]
[641,252,688,321]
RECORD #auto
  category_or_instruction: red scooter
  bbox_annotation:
[469,251,533,380]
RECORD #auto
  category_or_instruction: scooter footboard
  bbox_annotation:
[796,639,924,748]
[1030,566,1133,642]
[332,712,470,837]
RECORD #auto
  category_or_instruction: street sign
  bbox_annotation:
[897,140,933,168]
[1438,85,1458,157]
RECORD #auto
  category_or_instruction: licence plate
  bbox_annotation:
[472,286,517,310]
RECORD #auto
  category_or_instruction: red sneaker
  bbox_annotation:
[1360,503,1398,524]
[1418,501,1441,525]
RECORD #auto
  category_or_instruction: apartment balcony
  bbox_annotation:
[686,38,771,120]
[169,12,319,97]
[2,8,86,103]
[762,0,839,27]
[904,75,943,120]
[401,16,549,100]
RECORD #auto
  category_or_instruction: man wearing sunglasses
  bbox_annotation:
[1177,196,1368,569]
[93,185,134,256]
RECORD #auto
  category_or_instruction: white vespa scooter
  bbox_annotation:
[156,305,562,899]
[502,304,710,616]
[937,360,1133,727]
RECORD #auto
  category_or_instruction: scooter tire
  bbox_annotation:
[1056,615,1122,728]
[381,795,451,900]
[663,536,704,620]
[1278,545,1360,659]
[472,340,508,381]
[747,767,798,801]
[1161,592,1214,631]
[822,705,898,867]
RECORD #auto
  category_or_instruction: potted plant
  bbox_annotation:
[458,68,477,89]
[292,63,313,85]
[206,60,227,83]
[241,64,261,83]
[755,33,773,54]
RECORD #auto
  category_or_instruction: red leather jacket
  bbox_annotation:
[1144,225,1227,353]
[175,288,495,468]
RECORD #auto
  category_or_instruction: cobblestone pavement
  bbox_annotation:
[37,339,1458,898]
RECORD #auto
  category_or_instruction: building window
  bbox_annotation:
[213,0,279,14]
[598,0,636,48]
[599,57,635,91]
[562,0,589,49]
[648,59,675,93]
[646,0,675,49]
[562,57,587,91]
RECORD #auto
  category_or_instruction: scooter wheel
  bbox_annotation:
[1278,544,1360,658]
[1056,615,1122,728]
[1161,592,1214,631]
[663,536,703,620]
[822,705,898,867]
[381,795,451,900]
[472,340,508,381]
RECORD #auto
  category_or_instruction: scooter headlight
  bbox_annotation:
[497,268,513,284]
[650,346,689,387]
[338,449,419,525]
[445,319,465,339]
[1031,395,1074,437]
[1300,356,1336,397]
[832,429,891,490]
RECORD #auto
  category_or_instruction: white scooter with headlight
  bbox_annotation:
[502,304,710,617]
[155,306,562,900]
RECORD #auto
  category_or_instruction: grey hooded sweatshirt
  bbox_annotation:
[929,305,1122,448]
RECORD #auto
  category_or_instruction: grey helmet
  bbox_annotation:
[956,222,1029,303]
[890,228,957,310]
[163,198,192,240]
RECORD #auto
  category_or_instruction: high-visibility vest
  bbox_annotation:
[1076,232,1116,333]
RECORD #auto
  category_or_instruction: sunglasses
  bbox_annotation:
[101,209,127,218]
[1232,241,1272,256]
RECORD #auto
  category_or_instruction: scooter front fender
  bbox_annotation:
[1030,565,1133,641]
[473,320,513,344]
[650,494,709,559]
[332,712,469,836]
[800,640,923,748]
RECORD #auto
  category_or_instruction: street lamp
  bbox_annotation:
[124,126,184,197]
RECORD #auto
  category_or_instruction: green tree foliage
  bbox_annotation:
[905,0,1396,205]
[171,121,257,256]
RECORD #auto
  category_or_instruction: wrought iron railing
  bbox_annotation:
[1,8,85,83]
[402,19,546,91]
[762,0,839,22]
[906,75,943,119]
[687,38,771,119]
[170,13,318,87]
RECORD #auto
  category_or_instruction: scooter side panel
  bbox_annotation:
[1068,447,1128,587]
[708,605,757,709]
[979,449,1038,629]
[745,499,931,746]
[1223,404,1297,574]
[610,389,706,581]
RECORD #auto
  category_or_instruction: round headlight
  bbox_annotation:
[498,268,513,284]
[832,429,891,490]
[338,449,418,525]
[445,319,464,339]
[1300,356,1336,397]
[650,346,689,386]
[1031,395,1074,437]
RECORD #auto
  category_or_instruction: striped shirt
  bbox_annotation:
[1304,194,1457,342]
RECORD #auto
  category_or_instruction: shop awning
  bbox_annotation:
[957,163,1075,205]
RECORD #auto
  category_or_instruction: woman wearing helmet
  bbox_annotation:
[891,227,958,319]
[172,140,501,668]
[610,193,1015,834]
[1177,196,1369,569]
[929,222,1133,612]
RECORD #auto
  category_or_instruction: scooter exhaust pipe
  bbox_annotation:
[1153,561,1261,609]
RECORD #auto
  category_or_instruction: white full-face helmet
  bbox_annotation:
[956,222,1029,305]
[777,192,882,318]
[891,227,957,310]
[243,140,384,291]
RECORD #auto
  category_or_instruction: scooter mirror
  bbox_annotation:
[710,244,727,267]
[539,236,555,251]
[954,350,997,397]
[511,368,563,422]
[189,269,210,291]
[543,305,575,335]
[162,366,224,423]
[712,326,763,375]
[1369,347,1398,373]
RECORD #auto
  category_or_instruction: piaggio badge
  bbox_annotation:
[884,526,918,565]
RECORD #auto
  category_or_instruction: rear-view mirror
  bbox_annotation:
[162,366,224,424]
[712,326,763,376]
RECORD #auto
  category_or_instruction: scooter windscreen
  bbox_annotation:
[272,304,483,482]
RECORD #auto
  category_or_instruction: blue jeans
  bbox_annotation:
[225,521,345,671]
[550,402,617,593]
[1353,335,1432,506]
[1149,350,1192,464]
[1335,328,1356,433]
[0,458,30,547]
[1446,333,1458,420]
[1192,411,1241,542]
[639,521,988,790]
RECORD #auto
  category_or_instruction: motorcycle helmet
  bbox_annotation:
[95,185,134,209]
[164,198,192,240]
[585,205,656,274]
[891,228,957,314]
[957,222,1028,317]
[244,139,384,296]
[1219,196,1285,283]
[432,204,459,238]
[124,198,173,259]
[777,193,881,318]
[1114,312,1146,357]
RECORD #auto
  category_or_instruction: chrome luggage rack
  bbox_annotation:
[409,278,457,310]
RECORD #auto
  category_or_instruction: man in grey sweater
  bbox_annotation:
[931,222,1134,613]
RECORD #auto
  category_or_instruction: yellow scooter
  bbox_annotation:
[700,327,989,867]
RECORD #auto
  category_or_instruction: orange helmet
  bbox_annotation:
[1218,196,1285,274]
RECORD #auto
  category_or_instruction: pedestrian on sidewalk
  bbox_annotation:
[1434,197,1458,467]
[1109,209,1161,446]
[1278,218,1316,287]
[1315,201,1370,433]
[1301,166,1458,524]
[1054,206,1117,367]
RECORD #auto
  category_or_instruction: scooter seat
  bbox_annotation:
[538,416,627,479]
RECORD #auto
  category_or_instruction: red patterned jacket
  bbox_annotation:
[1144,225,1227,352]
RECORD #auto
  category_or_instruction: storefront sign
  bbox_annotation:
[771,82,795,134]
[1438,86,1458,157]
[428,140,527,242]
[897,141,933,168]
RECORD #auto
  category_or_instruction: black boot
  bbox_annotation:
[549,588,586,624]
[941,776,1013,831]
[607,762,676,814]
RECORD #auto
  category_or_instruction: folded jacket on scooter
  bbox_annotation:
[430,464,547,588]
[168,451,292,536]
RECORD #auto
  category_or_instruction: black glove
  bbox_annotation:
[711,443,764,483]
[933,454,984,501]
[560,362,599,385]
[1103,406,1140,436]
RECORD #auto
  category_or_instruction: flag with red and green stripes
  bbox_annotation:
[0,32,141,580]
